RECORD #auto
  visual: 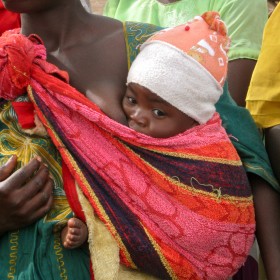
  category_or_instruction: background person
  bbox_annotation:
[246,5,280,278]
[103,0,268,107]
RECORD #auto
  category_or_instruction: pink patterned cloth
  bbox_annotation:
[0,29,255,280]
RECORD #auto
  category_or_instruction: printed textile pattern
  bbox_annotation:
[0,27,254,280]
[125,21,163,69]
[0,31,90,280]
[0,98,85,280]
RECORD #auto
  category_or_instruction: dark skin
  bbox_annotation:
[4,0,128,123]
[1,0,280,278]
[0,0,127,235]
[257,125,280,279]
[256,125,280,279]
[265,125,280,183]
[250,173,280,280]
[0,155,53,236]
[123,83,198,138]
[227,59,256,107]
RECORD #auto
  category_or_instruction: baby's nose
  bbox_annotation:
[130,109,148,126]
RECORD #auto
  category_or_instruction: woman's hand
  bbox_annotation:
[0,155,54,236]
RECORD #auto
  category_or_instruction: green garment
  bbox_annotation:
[0,21,278,280]
[0,96,90,279]
[104,0,268,61]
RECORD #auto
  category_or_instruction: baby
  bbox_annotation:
[61,11,230,248]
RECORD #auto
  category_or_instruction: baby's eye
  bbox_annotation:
[153,109,166,117]
[127,96,137,104]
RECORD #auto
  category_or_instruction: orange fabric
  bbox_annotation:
[145,11,230,86]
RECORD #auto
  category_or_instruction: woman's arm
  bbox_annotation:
[265,125,280,183]
[249,173,280,280]
[228,59,256,107]
[216,0,267,106]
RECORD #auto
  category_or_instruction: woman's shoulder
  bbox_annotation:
[92,14,124,39]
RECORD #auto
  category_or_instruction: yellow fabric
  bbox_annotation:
[76,186,120,280]
[77,183,158,280]
[246,4,280,128]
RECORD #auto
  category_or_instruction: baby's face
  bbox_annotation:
[122,83,197,138]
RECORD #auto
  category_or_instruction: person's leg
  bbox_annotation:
[61,217,88,249]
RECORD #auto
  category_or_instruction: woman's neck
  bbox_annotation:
[20,0,90,53]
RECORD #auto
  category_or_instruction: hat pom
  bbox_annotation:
[201,11,227,36]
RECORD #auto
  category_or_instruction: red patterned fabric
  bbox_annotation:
[11,101,35,128]
[0,3,20,35]
[0,29,69,100]
[0,30,255,280]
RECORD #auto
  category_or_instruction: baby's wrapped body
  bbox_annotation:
[0,28,254,280]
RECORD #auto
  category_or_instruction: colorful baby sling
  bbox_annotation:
[0,23,275,279]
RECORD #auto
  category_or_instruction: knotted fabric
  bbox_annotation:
[0,30,255,280]
[0,29,68,100]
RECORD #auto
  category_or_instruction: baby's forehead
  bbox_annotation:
[146,91,170,105]
[128,82,169,105]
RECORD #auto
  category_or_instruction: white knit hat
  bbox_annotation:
[127,11,230,124]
